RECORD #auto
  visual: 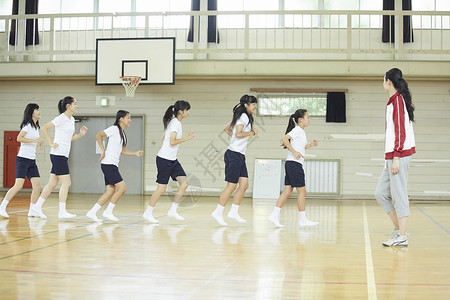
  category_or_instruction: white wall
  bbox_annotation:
[1,77,449,200]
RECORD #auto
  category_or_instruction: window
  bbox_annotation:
[0,0,13,32]
[258,94,327,117]
[136,0,190,29]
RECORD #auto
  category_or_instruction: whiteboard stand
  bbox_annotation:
[253,159,282,199]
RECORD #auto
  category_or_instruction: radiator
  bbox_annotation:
[282,159,341,195]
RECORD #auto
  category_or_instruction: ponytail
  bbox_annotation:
[113,110,129,147]
[58,96,75,114]
[230,94,258,129]
[385,68,415,122]
[163,100,191,129]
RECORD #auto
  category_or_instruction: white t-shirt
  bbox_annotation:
[228,113,252,155]
[17,123,40,160]
[157,118,182,161]
[101,125,123,166]
[50,113,75,158]
[286,126,307,165]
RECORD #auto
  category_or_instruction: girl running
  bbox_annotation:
[31,96,88,219]
[86,110,143,222]
[0,103,44,218]
[211,94,258,226]
[143,100,194,223]
[268,109,318,228]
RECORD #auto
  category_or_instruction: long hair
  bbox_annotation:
[163,100,191,129]
[114,110,129,147]
[230,94,258,129]
[58,96,75,114]
[283,109,308,148]
[20,103,40,130]
[385,68,415,122]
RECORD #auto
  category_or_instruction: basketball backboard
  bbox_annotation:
[95,37,175,85]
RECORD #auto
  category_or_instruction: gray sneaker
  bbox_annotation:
[382,233,408,247]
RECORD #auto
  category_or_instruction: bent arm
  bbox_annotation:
[169,131,194,146]
[41,121,55,146]
[234,124,256,138]
[16,130,42,144]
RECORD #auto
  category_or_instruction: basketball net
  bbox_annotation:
[120,76,141,97]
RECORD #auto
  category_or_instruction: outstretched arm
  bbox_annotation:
[121,148,144,157]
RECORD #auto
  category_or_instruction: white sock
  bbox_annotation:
[90,203,102,214]
[271,206,281,217]
[29,203,34,210]
[36,197,46,208]
[169,202,179,213]
[299,211,307,221]
[59,202,66,213]
[215,204,225,214]
[229,204,239,215]
[144,205,154,215]
[105,203,116,214]
[0,199,9,209]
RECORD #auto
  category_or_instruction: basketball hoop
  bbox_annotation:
[120,76,141,97]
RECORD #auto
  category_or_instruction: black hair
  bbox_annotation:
[20,103,40,130]
[285,109,308,134]
[230,94,258,129]
[163,100,191,129]
[58,96,75,114]
[114,110,129,147]
[385,68,415,122]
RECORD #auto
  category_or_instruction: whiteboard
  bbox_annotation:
[253,159,282,199]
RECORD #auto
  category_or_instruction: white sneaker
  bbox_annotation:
[212,211,228,226]
[382,233,408,247]
[268,215,284,228]
[102,211,119,222]
[143,212,159,224]
[31,207,47,219]
[86,211,102,223]
[299,219,318,227]
[0,207,9,218]
[168,210,185,221]
[227,212,247,223]
[58,211,76,219]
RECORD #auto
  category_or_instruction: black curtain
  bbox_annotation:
[9,0,40,46]
[382,0,413,43]
[188,0,219,43]
[326,92,346,123]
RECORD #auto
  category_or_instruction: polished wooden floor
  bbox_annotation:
[0,193,449,299]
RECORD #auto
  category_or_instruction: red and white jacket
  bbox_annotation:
[384,91,416,159]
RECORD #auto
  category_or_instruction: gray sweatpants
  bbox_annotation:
[375,156,412,218]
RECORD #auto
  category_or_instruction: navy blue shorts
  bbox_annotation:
[224,149,248,184]
[156,156,186,185]
[101,164,123,186]
[16,156,40,179]
[284,161,305,188]
[50,154,70,176]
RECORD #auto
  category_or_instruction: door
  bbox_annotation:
[3,131,32,188]
[69,116,144,194]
